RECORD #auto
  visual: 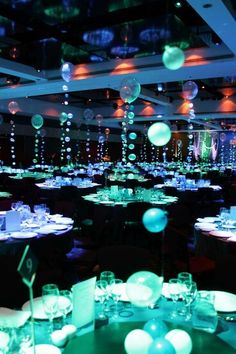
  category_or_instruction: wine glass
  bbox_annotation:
[110,279,124,319]
[100,271,115,313]
[168,278,181,319]
[95,280,108,320]
[177,272,192,316]
[42,284,59,333]
[58,290,72,325]
[182,280,198,320]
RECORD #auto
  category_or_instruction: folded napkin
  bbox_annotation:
[0,307,30,328]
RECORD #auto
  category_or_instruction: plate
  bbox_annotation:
[228,236,236,242]
[0,235,9,241]
[99,201,114,205]
[195,223,217,230]
[40,224,68,232]
[209,230,234,238]
[0,307,30,328]
[22,296,71,320]
[10,231,37,239]
[197,217,219,223]
[221,224,236,229]
[212,291,236,312]
[55,217,74,225]
[24,344,61,354]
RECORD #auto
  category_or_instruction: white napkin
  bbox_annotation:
[0,307,30,328]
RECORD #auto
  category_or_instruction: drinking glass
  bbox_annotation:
[95,280,108,320]
[42,284,59,333]
[177,272,192,316]
[110,279,124,319]
[182,280,198,320]
[59,290,72,325]
[100,271,115,313]
[0,216,5,231]
[168,278,181,319]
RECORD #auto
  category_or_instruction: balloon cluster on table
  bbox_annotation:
[120,78,140,163]
[31,114,44,165]
[124,319,192,354]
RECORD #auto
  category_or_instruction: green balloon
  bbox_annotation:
[162,45,185,70]
[128,153,136,161]
[128,143,135,150]
[129,132,137,140]
[147,122,171,146]
[59,112,68,123]
[31,114,44,129]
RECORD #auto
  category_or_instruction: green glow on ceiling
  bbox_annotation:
[201,131,212,160]
[44,6,79,21]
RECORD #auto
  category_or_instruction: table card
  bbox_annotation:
[230,206,236,221]
[72,277,96,329]
[5,210,21,231]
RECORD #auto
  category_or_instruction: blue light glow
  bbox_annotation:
[83,29,114,46]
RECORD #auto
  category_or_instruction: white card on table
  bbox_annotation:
[5,210,21,231]
[72,277,96,329]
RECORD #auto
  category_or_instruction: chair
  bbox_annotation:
[94,245,156,281]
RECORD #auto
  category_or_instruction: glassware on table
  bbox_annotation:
[177,272,192,316]
[168,278,181,319]
[100,271,115,313]
[192,290,218,333]
[59,290,72,325]
[181,280,197,321]
[42,284,59,333]
[11,201,23,211]
[110,279,124,319]
[0,216,5,231]
[95,280,108,320]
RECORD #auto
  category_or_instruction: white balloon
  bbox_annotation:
[124,329,153,354]
[165,329,192,354]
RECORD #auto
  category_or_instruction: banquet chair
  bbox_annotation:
[165,225,215,288]
[93,245,156,281]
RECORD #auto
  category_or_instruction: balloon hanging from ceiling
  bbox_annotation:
[60,62,74,82]
[59,112,68,124]
[31,114,44,130]
[162,45,185,70]
[120,77,141,104]
[8,101,20,115]
[147,122,171,146]
[182,81,198,100]
[83,108,94,122]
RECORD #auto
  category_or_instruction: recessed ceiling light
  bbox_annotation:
[175,1,182,8]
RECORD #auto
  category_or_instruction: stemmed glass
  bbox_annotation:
[95,280,108,320]
[177,272,192,316]
[182,280,198,320]
[168,278,181,319]
[42,284,59,333]
[110,279,124,319]
[100,271,115,314]
[59,290,72,325]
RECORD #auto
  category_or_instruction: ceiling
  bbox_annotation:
[0,0,236,136]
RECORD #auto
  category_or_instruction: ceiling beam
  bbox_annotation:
[0,58,47,82]
[187,0,236,55]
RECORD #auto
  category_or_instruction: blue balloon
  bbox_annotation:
[142,208,168,233]
[148,338,176,354]
[143,319,168,339]
[61,62,74,82]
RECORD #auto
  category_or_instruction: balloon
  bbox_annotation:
[148,122,171,147]
[126,271,163,308]
[124,329,153,354]
[182,81,198,100]
[98,134,105,143]
[83,108,94,121]
[105,128,110,135]
[162,45,185,70]
[143,319,168,339]
[142,208,168,233]
[8,101,20,114]
[128,153,136,161]
[96,114,103,124]
[127,173,134,179]
[0,114,3,125]
[220,132,226,142]
[128,112,135,119]
[128,143,135,150]
[60,62,74,82]
[165,329,192,354]
[129,132,137,140]
[31,114,44,129]
[148,338,176,354]
[40,128,47,138]
[59,112,68,124]
[120,77,141,104]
